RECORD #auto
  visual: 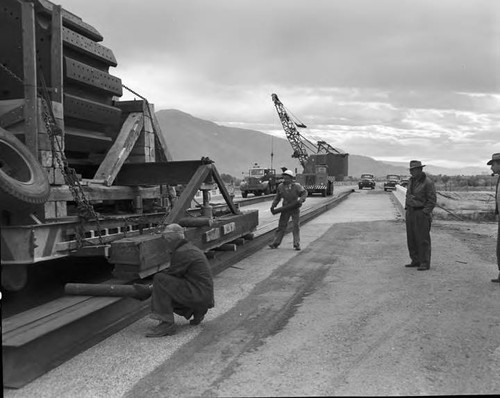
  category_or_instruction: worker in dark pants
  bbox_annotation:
[269,169,307,250]
[404,160,436,271]
[134,223,214,337]
[487,153,500,283]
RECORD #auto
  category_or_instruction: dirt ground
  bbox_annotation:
[6,190,500,397]
[122,192,500,397]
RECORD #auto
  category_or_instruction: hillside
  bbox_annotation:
[155,109,485,178]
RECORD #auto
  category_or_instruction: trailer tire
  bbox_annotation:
[0,127,50,210]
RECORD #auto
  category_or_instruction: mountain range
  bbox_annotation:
[155,109,487,178]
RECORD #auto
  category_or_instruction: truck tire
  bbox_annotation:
[0,127,50,210]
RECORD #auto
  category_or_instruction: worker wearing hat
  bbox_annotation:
[487,153,500,283]
[135,223,215,337]
[269,169,308,250]
[404,160,436,271]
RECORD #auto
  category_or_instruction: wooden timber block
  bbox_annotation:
[109,234,169,269]
[43,201,57,219]
[214,244,237,252]
[54,168,65,185]
[40,150,53,167]
[56,200,67,217]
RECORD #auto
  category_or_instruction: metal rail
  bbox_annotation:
[2,190,354,389]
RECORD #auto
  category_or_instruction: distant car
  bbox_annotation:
[399,177,409,188]
[358,173,376,190]
[384,174,400,191]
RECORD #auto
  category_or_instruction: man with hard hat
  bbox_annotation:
[404,160,436,271]
[134,223,215,337]
[487,153,500,283]
[269,169,308,250]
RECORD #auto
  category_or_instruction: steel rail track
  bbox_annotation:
[2,189,354,389]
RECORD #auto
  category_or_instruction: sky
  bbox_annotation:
[56,0,500,170]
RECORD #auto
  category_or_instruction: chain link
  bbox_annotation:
[39,92,105,247]
[0,62,24,85]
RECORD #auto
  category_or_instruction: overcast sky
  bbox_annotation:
[57,0,500,169]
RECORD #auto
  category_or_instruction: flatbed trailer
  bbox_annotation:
[0,0,258,291]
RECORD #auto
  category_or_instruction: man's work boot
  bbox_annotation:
[268,244,278,249]
[491,272,500,283]
[405,262,420,268]
[146,322,176,337]
[417,265,430,271]
[190,308,208,325]
[133,283,152,301]
[294,244,301,251]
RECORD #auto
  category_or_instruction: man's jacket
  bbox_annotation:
[272,182,308,209]
[165,239,214,308]
[405,172,436,215]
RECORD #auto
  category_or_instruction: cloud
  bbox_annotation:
[56,0,500,168]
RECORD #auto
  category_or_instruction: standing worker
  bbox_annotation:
[404,160,436,271]
[487,153,500,283]
[268,169,308,250]
[134,223,215,337]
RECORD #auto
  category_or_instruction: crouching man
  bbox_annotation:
[136,223,215,337]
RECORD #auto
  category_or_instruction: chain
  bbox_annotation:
[38,73,105,247]
[0,62,24,85]
[0,62,56,92]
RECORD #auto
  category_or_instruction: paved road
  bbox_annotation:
[6,190,500,397]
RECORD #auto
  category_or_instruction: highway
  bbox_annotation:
[5,189,500,397]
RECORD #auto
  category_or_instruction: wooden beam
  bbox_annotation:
[21,1,38,156]
[47,184,161,202]
[115,160,209,186]
[164,164,212,224]
[0,104,25,128]
[50,4,64,148]
[93,112,144,186]
[149,106,173,161]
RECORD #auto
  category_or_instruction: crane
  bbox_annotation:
[271,93,316,169]
[271,93,349,194]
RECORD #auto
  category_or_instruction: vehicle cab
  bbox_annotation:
[358,173,376,190]
[383,174,400,191]
[239,164,277,197]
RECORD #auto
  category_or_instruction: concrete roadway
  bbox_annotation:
[6,189,500,397]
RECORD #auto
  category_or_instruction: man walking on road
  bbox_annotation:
[404,160,436,271]
[134,223,215,337]
[269,169,308,251]
[487,153,500,283]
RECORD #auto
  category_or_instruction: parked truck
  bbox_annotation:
[0,0,258,291]
[239,163,279,197]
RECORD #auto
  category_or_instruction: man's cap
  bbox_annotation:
[487,153,500,165]
[282,169,295,178]
[409,160,425,170]
[162,223,184,234]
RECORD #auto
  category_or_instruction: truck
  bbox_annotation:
[239,163,279,197]
[358,173,376,190]
[0,0,258,291]
[297,158,335,196]
[383,174,400,191]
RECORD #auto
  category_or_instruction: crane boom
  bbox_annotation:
[271,93,310,168]
[317,140,345,155]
